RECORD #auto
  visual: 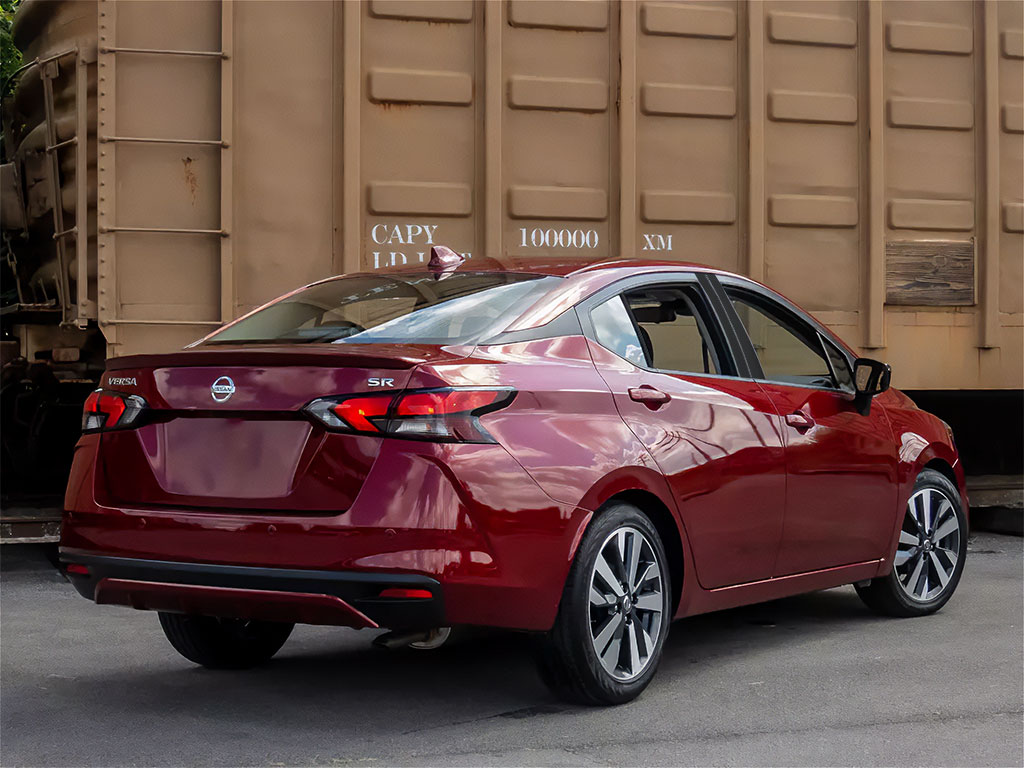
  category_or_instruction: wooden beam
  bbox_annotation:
[618,0,637,259]
[341,0,361,273]
[96,0,117,348]
[484,0,503,260]
[981,0,1000,348]
[885,240,975,306]
[219,0,234,323]
[747,0,765,282]
[865,0,886,349]
[74,50,92,326]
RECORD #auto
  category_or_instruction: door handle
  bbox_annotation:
[785,410,815,431]
[629,386,671,408]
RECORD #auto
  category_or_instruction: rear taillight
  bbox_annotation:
[305,395,392,434]
[304,387,515,443]
[82,390,148,433]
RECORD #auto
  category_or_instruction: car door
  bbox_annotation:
[580,274,787,589]
[715,277,899,576]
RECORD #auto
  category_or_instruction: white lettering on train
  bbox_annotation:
[518,228,599,249]
[369,222,471,269]
[642,233,673,252]
[371,250,473,269]
[371,223,439,246]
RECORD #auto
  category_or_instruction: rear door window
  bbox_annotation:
[589,282,734,376]
[624,287,724,375]
[590,296,647,367]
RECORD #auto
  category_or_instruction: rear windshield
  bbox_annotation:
[201,272,561,345]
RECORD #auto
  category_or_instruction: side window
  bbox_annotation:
[726,289,834,387]
[590,296,647,367]
[623,287,723,375]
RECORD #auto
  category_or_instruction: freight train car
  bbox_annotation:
[2,0,1022,537]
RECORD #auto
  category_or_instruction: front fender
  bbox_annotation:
[876,397,968,576]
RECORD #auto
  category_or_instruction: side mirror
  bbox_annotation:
[853,358,891,415]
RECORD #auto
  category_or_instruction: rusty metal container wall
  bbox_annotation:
[12,0,1024,391]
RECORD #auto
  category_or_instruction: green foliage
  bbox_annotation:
[2,0,22,98]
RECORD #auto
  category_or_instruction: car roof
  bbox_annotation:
[537,257,717,277]
[373,253,722,278]
[478,254,858,358]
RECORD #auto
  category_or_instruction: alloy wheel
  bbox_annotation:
[588,526,664,681]
[894,488,961,602]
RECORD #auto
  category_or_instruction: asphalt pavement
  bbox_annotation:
[2,533,1021,767]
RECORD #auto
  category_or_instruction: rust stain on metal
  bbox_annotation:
[182,156,198,206]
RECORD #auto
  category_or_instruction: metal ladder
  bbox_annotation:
[95,0,234,343]
[6,47,89,326]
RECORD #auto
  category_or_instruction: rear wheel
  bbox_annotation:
[536,504,671,705]
[855,469,967,617]
[158,613,294,669]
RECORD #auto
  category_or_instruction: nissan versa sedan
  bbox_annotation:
[61,247,968,705]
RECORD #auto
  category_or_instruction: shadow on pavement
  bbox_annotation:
[19,583,881,728]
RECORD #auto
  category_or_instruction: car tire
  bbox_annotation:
[535,503,672,705]
[855,468,967,618]
[158,612,294,669]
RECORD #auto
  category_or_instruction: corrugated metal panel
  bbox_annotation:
[359,0,480,271]
[8,0,1023,390]
[95,0,225,355]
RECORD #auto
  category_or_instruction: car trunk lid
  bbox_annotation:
[95,344,466,512]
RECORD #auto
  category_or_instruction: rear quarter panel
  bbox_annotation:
[409,335,677,517]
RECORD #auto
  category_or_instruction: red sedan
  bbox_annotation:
[61,248,968,705]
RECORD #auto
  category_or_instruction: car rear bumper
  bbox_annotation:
[62,438,591,631]
[61,550,444,630]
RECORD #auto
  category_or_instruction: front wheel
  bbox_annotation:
[535,503,671,705]
[856,468,967,617]
[158,613,294,669]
